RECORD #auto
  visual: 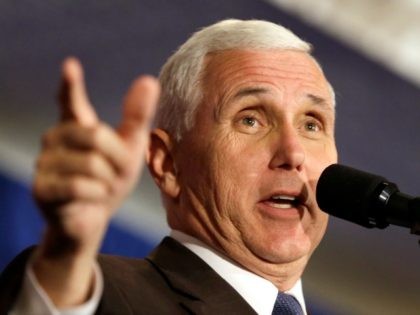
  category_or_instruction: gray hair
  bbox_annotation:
[156,19,315,141]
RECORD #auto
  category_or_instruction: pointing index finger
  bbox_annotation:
[58,57,98,126]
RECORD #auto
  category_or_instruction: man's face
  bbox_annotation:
[173,49,337,275]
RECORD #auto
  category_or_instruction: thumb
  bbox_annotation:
[118,75,160,146]
[58,57,98,126]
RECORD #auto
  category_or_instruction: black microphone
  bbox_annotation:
[316,164,420,235]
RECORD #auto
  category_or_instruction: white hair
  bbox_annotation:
[156,19,317,141]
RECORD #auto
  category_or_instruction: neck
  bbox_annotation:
[171,226,307,292]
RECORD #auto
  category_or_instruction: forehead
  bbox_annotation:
[201,49,332,108]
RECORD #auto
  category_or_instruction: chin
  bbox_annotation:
[267,242,310,264]
[245,230,313,265]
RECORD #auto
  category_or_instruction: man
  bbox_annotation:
[0,19,337,314]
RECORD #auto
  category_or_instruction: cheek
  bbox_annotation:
[306,140,337,176]
[306,211,329,255]
[217,135,270,185]
[304,142,334,236]
[210,135,267,208]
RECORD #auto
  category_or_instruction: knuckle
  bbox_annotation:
[67,177,84,198]
[42,123,72,148]
[41,128,55,148]
[90,123,115,151]
[95,183,108,198]
[86,125,101,149]
[84,152,101,175]
[36,152,50,170]
[33,174,53,202]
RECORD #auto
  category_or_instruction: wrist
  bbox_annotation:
[31,250,97,307]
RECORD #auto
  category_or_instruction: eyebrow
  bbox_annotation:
[306,93,334,111]
[231,89,334,111]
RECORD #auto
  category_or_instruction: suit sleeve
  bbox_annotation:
[0,247,103,315]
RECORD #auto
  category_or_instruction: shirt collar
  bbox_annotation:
[170,230,307,315]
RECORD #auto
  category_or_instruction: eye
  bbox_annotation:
[234,109,267,135]
[242,116,258,127]
[301,116,324,139]
[305,121,321,132]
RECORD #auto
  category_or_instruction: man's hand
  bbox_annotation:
[30,57,160,307]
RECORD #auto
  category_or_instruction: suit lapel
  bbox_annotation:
[0,246,34,314]
[146,237,257,315]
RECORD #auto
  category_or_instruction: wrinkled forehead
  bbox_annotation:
[199,49,334,109]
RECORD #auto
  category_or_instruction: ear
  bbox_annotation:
[147,128,180,199]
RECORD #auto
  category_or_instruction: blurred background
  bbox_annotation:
[1,1,419,314]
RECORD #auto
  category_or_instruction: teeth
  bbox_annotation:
[269,202,294,209]
[271,195,296,201]
[268,195,298,209]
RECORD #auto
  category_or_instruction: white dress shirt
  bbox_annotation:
[10,230,307,315]
[171,230,307,315]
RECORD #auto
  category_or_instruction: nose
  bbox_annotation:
[269,124,305,171]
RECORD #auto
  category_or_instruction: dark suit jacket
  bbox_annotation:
[0,237,257,315]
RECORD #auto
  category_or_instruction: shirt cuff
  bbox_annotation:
[10,260,103,315]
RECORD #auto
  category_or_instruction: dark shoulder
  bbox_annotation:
[96,254,188,315]
[0,246,35,314]
[98,253,151,279]
[97,253,166,295]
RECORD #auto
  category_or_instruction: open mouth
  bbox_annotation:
[265,195,300,209]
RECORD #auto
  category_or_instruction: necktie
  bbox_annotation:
[272,292,304,315]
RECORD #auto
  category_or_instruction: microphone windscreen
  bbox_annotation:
[316,164,387,228]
